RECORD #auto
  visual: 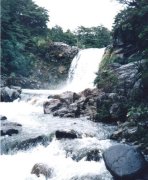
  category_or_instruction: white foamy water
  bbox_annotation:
[65,48,105,92]
[0,48,116,180]
[0,97,115,180]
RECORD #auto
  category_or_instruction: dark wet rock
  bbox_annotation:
[1,86,21,102]
[55,130,78,139]
[1,120,22,136]
[0,115,7,120]
[103,144,147,179]
[85,149,101,161]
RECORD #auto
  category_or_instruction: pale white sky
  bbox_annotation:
[34,0,123,31]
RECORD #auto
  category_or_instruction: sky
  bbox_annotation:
[33,0,123,31]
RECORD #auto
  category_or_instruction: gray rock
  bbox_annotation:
[43,99,62,114]
[70,149,101,162]
[31,163,53,179]
[1,120,22,136]
[103,144,146,179]
[1,86,21,102]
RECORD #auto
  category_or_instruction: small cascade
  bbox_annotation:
[65,48,105,92]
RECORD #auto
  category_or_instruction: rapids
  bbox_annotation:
[0,48,117,180]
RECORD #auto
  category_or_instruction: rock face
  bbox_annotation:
[1,86,21,102]
[4,42,79,89]
[103,144,147,179]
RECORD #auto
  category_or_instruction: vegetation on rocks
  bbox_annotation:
[94,0,148,154]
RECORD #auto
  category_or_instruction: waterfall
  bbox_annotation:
[65,48,105,92]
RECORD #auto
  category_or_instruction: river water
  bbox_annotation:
[0,48,117,180]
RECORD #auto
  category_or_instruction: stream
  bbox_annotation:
[0,48,117,180]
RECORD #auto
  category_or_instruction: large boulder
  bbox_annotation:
[103,144,147,179]
[1,86,21,102]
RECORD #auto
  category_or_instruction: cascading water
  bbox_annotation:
[66,48,105,92]
[0,48,116,180]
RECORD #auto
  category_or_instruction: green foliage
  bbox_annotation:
[94,69,118,91]
[75,25,112,48]
[137,59,148,96]
[48,25,111,48]
[48,26,77,46]
[1,0,49,76]
[127,105,148,121]
[113,0,148,54]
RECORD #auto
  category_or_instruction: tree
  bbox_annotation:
[1,0,49,76]
[113,0,148,54]
[75,25,111,48]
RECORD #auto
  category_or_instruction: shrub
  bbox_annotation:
[127,105,148,121]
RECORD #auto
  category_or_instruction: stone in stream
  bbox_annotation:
[1,120,22,136]
[31,163,53,179]
[0,86,21,102]
[70,173,112,180]
[0,115,7,120]
[55,130,78,139]
[103,144,147,179]
[43,99,62,114]
[70,148,101,162]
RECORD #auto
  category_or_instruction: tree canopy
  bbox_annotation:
[1,0,49,76]
[75,25,112,48]
[113,0,148,55]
